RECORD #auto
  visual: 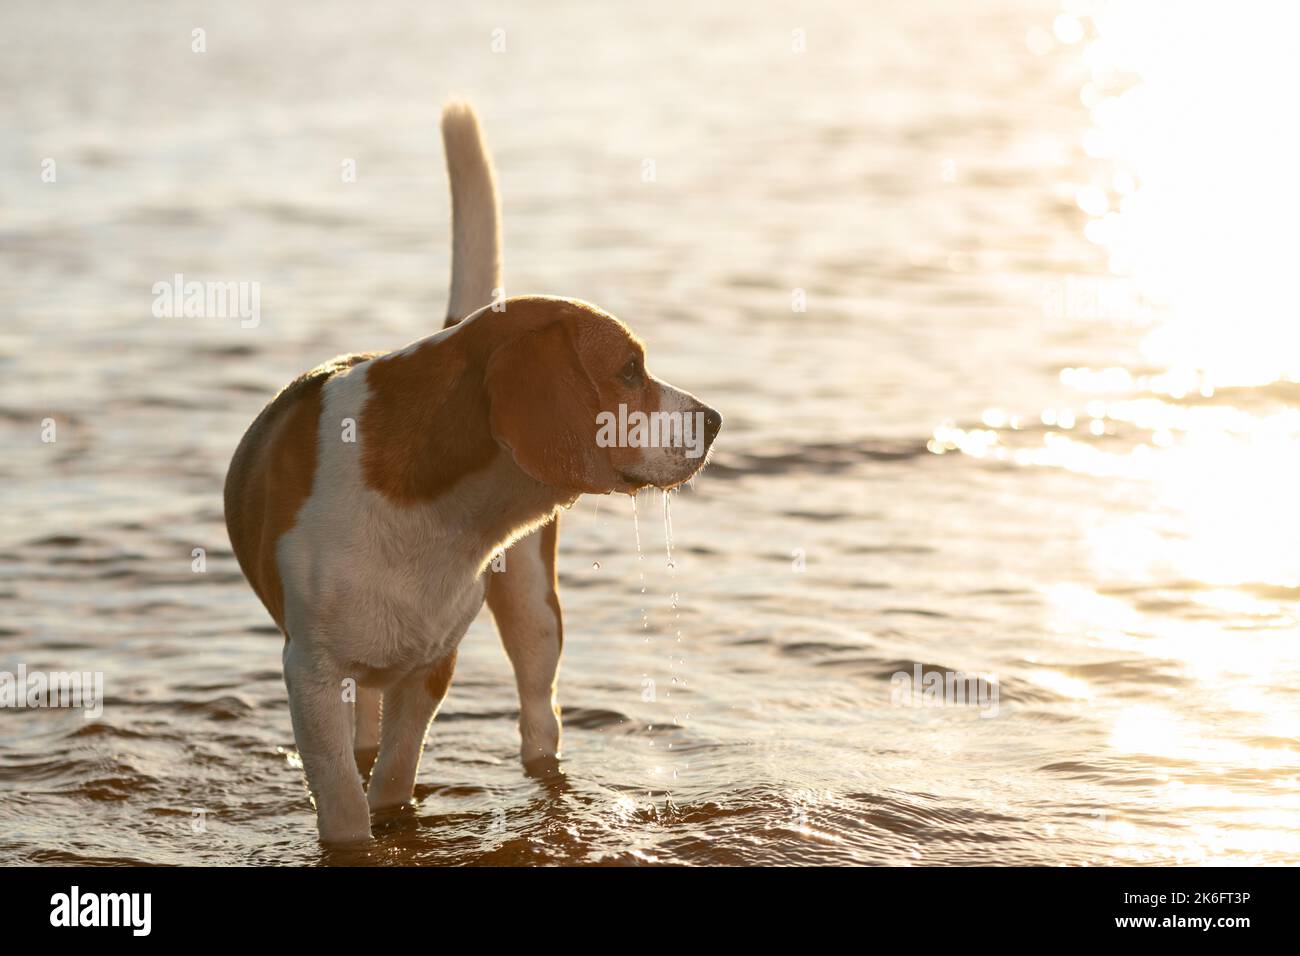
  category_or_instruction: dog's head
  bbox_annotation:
[484,296,721,495]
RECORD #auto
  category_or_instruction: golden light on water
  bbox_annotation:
[1068,0,1300,594]
[1074,2,1300,387]
[936,1,1300,587]
[936,1,1300,863]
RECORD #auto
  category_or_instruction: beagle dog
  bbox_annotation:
[223,101,721,844]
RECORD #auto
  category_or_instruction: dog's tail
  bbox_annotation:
[441,100,502,327]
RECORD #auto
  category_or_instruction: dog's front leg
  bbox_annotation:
[488,520,563,774]
[367,653,457,812]
[283,642,372,845]
[353,684,381,780]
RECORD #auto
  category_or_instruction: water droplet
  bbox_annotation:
[631,494,649,631]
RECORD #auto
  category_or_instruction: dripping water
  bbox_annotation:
[631,493,649,636]
[664,489,686,779]
[664,490,685,696]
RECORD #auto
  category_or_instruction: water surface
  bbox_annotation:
[3,0,1299,865]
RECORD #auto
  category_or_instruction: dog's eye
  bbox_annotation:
[619,358,643,385]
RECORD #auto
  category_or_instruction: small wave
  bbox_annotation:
[560,708,631,730]
[177,696,256,722]
[706,438,930,479]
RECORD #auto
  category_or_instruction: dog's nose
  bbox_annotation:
[702,406,722,446]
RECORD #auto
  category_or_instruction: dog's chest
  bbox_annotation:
[278,481,490,674]
[351,514,485,663]
[272,361,496,669]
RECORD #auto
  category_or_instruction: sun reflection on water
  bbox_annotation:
[1075,2,1300,386]
[935,1,1300,587]
[937,1,1300,862]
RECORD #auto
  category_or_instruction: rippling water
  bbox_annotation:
[4,0,1299,865]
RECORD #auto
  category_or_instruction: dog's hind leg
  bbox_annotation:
[366,653,457,812]
[353,684,381,781]
[488,518,563,775]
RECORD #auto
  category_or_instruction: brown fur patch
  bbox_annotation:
[362,297,631,502]
[359,336,499,503]
[224,353,378,632]
[362,297,652,502]
[484,321,622,493]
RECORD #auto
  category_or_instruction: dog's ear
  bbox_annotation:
[485,322,619,493]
